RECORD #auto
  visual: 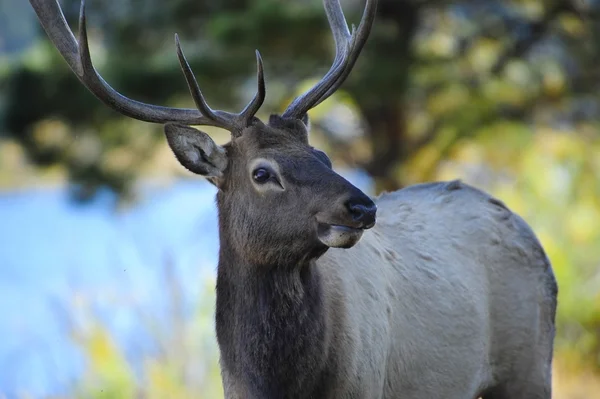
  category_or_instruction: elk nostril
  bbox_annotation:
[349,204,366,220]
[348,202,377,228]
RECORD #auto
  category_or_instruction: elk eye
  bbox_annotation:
[253,168,271,183]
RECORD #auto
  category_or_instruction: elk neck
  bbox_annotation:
[214,213,336,398]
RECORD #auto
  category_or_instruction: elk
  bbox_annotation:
[30,0,558,398]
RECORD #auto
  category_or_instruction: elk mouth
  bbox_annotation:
[317,223,366,249]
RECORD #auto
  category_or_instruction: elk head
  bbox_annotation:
[30,0,378,265]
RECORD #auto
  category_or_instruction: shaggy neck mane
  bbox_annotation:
[215,233,335,398]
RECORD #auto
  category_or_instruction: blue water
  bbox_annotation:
[0,180,221,396]
[0,171,372,397]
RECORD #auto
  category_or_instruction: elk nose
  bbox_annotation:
[348,202,377,229]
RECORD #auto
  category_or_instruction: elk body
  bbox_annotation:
[30,0,558,398]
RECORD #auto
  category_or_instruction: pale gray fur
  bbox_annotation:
[312,181,556,398]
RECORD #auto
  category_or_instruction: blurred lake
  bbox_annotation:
[0,170,372,397]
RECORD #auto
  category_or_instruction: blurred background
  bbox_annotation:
[0,0,599,397]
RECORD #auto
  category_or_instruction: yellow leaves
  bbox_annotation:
[427,84,470,117]
[521,150,569,203]
[559,14,587,38]
[504,60,535,88]
[406,111,433,142]
[537,128,583,159]
[512,0,545,19]
[482,77,531,108]
[401,144,441,184]
[566,200,600,245]
[451,140,483,164]
[68,275,225,398]
[144,359,189,399]
[141,356,224,399]
[402,127,458,184]
[75,324,136,399]
[541,62,567,98]
[416,32,457,59]
[525,129,600,210]
[429,33,457,58]
[467,38,501,74]
[101,147,137,176]
[0,139,35,188]
[88,329,131,377]
[439,121,531,176]
[32,119,71,152]
[0,140,25,169]
[553,355,600,399]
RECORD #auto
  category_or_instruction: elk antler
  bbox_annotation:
[281,0,378,119]
[28,0,265,134]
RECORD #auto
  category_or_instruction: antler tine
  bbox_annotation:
[238,50,266,129]
[175,38,266,133]
[324,0,352,65]
[282,0,377,119]
[174,34,232,126]
[313,0,377,107]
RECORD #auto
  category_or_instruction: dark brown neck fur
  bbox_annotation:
[215,234,336,399]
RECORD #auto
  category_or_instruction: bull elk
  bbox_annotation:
[29,0,558,397]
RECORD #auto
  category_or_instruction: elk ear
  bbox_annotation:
[164,123,228,180]
[268,114,309,143]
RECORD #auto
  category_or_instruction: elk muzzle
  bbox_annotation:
[316,192,377,249]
